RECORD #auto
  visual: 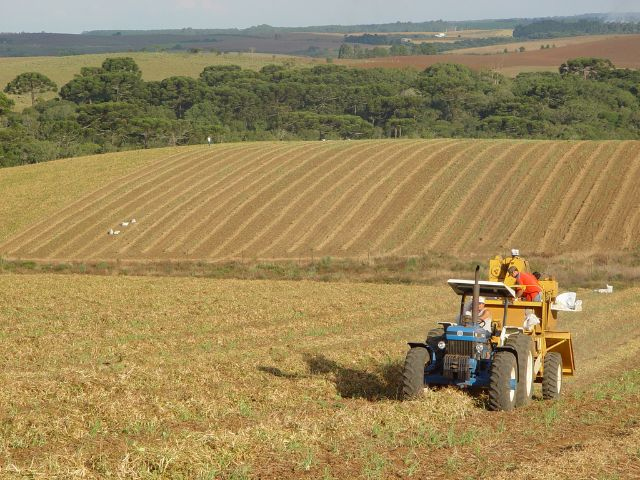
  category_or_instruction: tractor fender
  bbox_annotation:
[494,345,520,380]
[407,342,437,364]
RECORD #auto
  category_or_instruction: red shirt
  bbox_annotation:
[516,271,542,301]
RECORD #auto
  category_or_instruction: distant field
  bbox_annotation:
[1,273,639,478]
[450,33,632,54]
[410,28,513,43]
[0,30,343,58]
[316,28,513,43]
[2,138,640,263]
[340,34,640,76]
[0,51,312,111]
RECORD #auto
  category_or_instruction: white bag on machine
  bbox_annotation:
[552,292,583,312]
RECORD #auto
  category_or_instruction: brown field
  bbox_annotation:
[339,34,640,75]
[1,273,638,478]
[1,139,640,265]
[450,33,629,54]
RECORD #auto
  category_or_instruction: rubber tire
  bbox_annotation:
[402,346,428,400]
[506,334,534,407]
[542,352,563,400]
[488,351,518,411]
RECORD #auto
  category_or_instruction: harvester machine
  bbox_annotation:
[402,251,577,411]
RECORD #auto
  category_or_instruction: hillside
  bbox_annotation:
[1,138,639,263]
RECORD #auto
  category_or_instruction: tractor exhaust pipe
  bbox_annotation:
[472,265,480,326]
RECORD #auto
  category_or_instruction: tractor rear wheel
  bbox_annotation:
[402,346,428,400]
[542,352,563,400]
[488,351,518,411]
[506,334,534,407]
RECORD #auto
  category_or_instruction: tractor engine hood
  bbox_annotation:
[446,324,491,342]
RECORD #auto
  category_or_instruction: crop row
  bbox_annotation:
[2,139,639,262]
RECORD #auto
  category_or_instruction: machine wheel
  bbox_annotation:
[488,351,518,411]
[402,346,428,400]
[506,334,534,407]
[542,352,563,400]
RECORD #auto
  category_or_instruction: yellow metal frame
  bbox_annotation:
[486,254,575,378]
[544,331,575,375]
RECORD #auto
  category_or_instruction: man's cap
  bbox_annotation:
[478,296,486,303]
[507,266,518,274]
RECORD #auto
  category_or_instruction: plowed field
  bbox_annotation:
[1,138,639,263]
[339,34,640,74]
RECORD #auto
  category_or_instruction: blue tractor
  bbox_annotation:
[402,266,537,411]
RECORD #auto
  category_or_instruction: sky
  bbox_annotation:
[0,0,638,33]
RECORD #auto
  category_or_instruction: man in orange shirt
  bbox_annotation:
[507,266,543,302]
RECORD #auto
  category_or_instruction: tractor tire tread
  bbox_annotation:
[506,333,534,407]
[402,346,428,400]
[488,350,517,411]
[542,352,563,400]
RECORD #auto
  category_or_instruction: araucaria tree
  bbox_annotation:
[4,72,58,106]
[0,91,14,116]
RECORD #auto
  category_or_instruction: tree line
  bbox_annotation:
[85,19,523,36]
[338,42,440,58]
[338,37,517,59]
[513,19,640,39]
[1,56,639,167]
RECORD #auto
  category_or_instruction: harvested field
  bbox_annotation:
[449,33,628,54]
[339,34,640,75]
[411,28,514,41]
[1,139,640,263]
[0,274,638,478]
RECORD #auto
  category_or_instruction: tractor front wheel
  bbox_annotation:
[542,352,563,400]
[402,346,428,400]
[488,351,518,411]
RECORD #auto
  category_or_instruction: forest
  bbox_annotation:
[1,56,639,167]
